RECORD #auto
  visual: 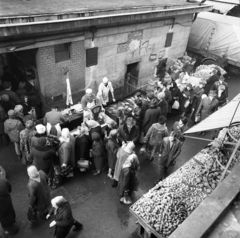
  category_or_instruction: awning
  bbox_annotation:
[205,0,236,14]
[184,94,240,134]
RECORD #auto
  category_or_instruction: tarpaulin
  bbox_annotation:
[184,93,240,134]
[205,0,236,14]
[188,12,240,63]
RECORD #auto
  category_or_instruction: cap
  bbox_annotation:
[103,77,108,84]
[35,124,46,134]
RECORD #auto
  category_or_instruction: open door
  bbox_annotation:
[125,62,139,95]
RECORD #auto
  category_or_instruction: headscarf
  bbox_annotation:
[25,120,34,129]
[36,124,46,134]
[85,120,100,129]
[158,92,165,100]
[122,154,140,170]
[51,196,68,208]
[60,128,70,143]
[27,165,40,182]
[123,141,135,154]
[92,132,100,141]
[109,129,118,139]
[14,104,23,113]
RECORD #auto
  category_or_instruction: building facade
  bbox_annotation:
[0,2,212,112]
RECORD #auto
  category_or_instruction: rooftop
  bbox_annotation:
[0,0,198,17]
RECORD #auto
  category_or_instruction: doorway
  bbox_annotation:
[125,62,139,95]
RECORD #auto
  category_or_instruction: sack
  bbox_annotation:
[184,99,190,108]
[172,100,180,109]
[27,206,37,223]
[139,132,145,144]
[0,166,6,178]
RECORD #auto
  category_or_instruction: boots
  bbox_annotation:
[107,168,113,179]
[72,220,83,231]
[123,191,132,205]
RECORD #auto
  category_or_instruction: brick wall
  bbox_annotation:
[36,40,85,112]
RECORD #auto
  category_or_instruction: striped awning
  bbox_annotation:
[205,0,236,14]
[184,94,240,134]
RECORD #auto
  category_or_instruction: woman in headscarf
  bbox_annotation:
[31,124,47,149]
[90,132,107,175]
[58,128,75,175]
[85,120,103,140]
[112,141,135,187]
[179,83,194,117]
[117,154,140,205]
[75,126,91,172]
[106,129,121,179]
[47,196,82,238]
[27,166,51,221]
[20,120,37,165]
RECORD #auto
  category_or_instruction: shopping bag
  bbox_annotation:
[27,206,37,223]
[172,100,180,109]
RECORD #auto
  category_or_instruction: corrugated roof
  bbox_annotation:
[213,0,240,5]
[205,0,236,14]
[184,93,240,134]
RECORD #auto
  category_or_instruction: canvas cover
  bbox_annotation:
[188,12,240,63]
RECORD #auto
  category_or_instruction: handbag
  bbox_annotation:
[61,165,73,178]
[172,100,180,109]
[27,206,37,223]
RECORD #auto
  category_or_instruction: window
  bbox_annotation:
[86,47,98,67]
[54,43,71,63]
[165,32,173,48]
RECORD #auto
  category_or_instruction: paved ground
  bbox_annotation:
[0,73,239,238]
[0,0,194,17]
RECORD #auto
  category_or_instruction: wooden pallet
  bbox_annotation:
[129,207,164,238]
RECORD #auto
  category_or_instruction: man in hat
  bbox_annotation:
[43,106,67,138]
[4,110,25,159]
[157,92,168,118]
[211,75,228,101]
[97,77,115,106]
[118,114,139,145]
[195,90,219,135]
[142,98,162,136]
[0,81,20,105]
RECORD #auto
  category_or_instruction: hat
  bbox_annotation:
[219,85,226,91]
[38,137,47,146]
[103,77,108,83]
[158,92,165,100]
[35,124,46,134]
[149,98,158,108]
[1,94,9,102]
[123,142,135,154]
[14,105,23,113]
[8,109,15,116]
[208,90,216,97]
[86,88,92,94]
[158,116,167,124]
[92,132,100,140]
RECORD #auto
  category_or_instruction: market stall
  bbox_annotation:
[130,95,240,238]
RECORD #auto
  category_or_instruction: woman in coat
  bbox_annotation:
[47,196,82,238]
[179,83,194,116]
[117,154,140,205]
[90,132,107,175]
[27,166,51,220]
[29,137,57,186]
[20,120,37,165]
[144,116,169,161]
[0,178,18,235]
[106,129,121,179]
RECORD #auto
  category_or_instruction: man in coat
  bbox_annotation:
[142,98,162,135]
[118,114,139,144]
[204,69,219,95]
[29,137,57,186]
[0,178,18,235]
[157,131,181,182]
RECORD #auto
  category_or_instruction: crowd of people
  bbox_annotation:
[0,52,229,237]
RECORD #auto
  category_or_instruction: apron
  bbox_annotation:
[46,123,61,138]
[83,101,95,121]
[101,85,111,104]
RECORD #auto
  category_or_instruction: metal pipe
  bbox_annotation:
[0,5,212,28]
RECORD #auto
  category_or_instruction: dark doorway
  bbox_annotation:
[125,62,139,95]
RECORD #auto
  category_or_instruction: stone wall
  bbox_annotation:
[36,40,85,111]
[85,13,193,92]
